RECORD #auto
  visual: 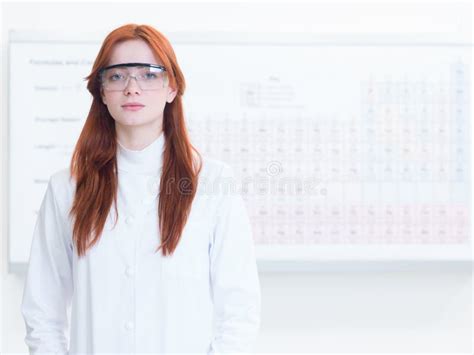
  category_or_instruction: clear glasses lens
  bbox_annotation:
[101,65,167,91]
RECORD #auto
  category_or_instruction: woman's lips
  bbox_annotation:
[122,105,144,111]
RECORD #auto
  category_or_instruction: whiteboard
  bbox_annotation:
[7,30,472,273]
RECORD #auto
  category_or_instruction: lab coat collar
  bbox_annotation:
[116,132,165,175]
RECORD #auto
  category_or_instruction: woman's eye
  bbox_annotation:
[145,73,157,79]
[110,73,124,81]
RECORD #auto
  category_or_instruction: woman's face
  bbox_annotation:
[100,39,177,128]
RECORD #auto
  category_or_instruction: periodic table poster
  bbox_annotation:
[177,37,472,263]
[8,31,471,271]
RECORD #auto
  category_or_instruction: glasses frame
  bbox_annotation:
[98,62,168,91]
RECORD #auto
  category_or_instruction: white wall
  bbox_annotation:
[1,1,472,353]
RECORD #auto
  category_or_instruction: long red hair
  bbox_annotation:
[69,24,202,258]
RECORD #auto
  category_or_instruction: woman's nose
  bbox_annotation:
[123,75,142,94]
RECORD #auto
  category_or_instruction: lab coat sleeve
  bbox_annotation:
[207,164,261,355]
[20,176,74,355]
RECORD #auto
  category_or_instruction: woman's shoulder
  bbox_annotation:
[48,166,76,205]
[196,155,241,202]
[198,155,236,181]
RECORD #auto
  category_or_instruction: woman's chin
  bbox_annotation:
[115,117,150,127]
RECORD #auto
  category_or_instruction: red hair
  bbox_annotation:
[69,24,202,258]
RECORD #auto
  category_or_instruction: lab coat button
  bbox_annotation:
[125,266,134,277]
[125,321,134,330]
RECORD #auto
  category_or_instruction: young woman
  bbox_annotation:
[21,24,261,355]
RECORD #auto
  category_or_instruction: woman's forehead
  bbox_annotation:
[107,39,162,66]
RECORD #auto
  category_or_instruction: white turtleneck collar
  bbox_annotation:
[116,133,165,175]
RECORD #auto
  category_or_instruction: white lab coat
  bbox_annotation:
[20,133,261,355]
